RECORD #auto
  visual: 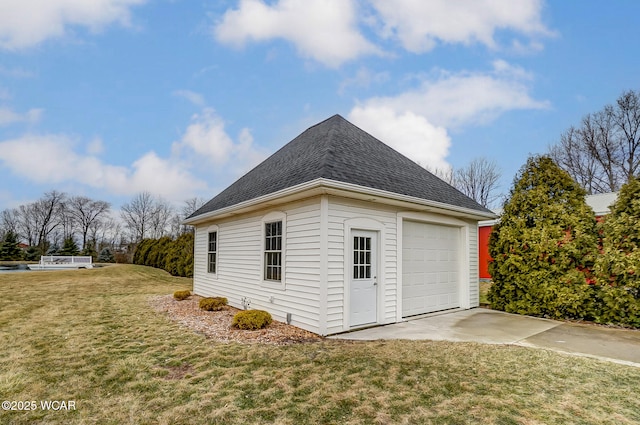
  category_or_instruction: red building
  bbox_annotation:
[478,192,617,280]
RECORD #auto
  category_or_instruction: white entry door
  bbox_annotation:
[350,230,377,327]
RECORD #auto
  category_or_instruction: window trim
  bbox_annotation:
[206,225,219,276]
[261,211,286,288]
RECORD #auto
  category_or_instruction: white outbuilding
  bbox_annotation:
[184,115,496,335]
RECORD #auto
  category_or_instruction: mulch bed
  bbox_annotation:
[149,294,323,345]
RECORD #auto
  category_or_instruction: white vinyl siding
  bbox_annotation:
[193,193,481,336]
[326,197,398,334]
[193,198,323,334]
[468,221,479,307]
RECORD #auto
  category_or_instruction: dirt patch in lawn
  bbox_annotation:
[149,294,323,345]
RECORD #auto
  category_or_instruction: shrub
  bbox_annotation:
[173,290,191,301]
[488,155,599,320]
[146,237,173,269]
[98,247,115,263]
[199,297,228,311]
[133,233,194,278]
[232,310,273,330]
[594,176,640,327]
[164,233,194,278]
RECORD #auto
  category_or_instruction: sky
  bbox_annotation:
[1,0,639,214]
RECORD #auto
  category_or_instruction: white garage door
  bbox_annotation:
[402,220,460,317]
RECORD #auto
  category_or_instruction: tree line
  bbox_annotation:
[0,190,205,261]
[432,157,503,209]
[438,89,640,209]
[550,89,640,194]
[2,88,638,272]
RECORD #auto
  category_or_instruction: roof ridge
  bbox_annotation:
[318,115,342,178]
[306,113,342,132]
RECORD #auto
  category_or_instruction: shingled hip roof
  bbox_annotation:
[187,114,494,220]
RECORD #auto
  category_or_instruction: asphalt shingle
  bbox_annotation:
[188,114,492,219]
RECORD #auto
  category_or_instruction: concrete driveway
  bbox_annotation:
[333,308,640,367]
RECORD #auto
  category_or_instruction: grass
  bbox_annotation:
[1,265,640,424]
[479,279,492,305]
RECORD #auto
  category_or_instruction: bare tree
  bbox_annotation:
[610,90,640,181]
[89,214,122,252]
[183,197,207,218]
[149,198,173,239]
[57,203,76,242]
[120,192,175,241]
[550,125,604,193]
[428,166,455,186]
[549,89,640,193]
[66,196,111,250]
[32,190,66,253]
[586,110,620,191]
[173,197,207,235]
[453,157,502,209]
[121,192,156,242]
[17,204,38,246]
[1,208,20,239]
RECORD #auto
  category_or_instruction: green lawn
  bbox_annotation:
[479,279,492,305]
[1,265,639,424]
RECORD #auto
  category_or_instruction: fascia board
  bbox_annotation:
[183,178,498,225]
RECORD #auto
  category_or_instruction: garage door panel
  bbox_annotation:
[402,220,460,317]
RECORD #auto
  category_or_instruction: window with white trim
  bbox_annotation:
[264,221,282,281]
[207,231,217,273]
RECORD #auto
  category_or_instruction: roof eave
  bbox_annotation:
[183,178,498,225]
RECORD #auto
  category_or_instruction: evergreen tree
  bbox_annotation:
[594,176,640,326]
[24,246,40,261]
[47,243,60,255]
[0,231,23,261]
[488,155,599,319]
[58,237,80,256]
[98,247,115,263]
[164,233,194,277]
[81,240,98,260]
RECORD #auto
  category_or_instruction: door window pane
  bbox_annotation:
[353,236,372,280]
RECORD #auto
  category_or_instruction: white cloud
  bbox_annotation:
[349,106,451,171]
[0,134,206,202]
[128,152,207,200]
[0,0,146,50]
[173,90,205,107]
[348,60,549,171]
[212,0,553,65]
[369,0,552,53]
[338,67,390,95]
[213,0,381,68]
[355,61,549,129]
[0,108,266,205]
[86,138,104,155]
[0,107,43,126]
[173,107,266,172]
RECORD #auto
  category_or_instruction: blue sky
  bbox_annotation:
[1,0,639,213]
